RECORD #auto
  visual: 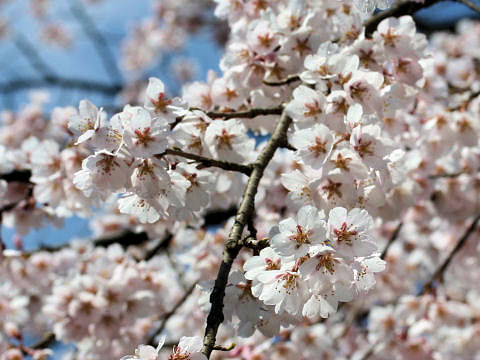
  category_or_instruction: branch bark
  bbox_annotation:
[0,77,122,95]
[381,221,403,260]
[14,34,56,78]
[455,0,480,16]
[418,213,480,296]
[162,148,253,175]
[147,282,197,346]
[0,170,32,183]
[206,106,284,119]
[262,75,301,86]
[68,0,123,82]
[201,111,292,358]
[364,0,445,37]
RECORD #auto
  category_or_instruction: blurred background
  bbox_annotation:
[0,0,479,262]
[0,0,479,358]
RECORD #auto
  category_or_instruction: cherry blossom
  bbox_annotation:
[2,1,480,360]
[270,205,327,258]
[204,119,255,163]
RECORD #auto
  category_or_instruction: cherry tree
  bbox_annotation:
[1,0,480,359]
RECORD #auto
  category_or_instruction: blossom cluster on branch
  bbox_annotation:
[2,0,480,360]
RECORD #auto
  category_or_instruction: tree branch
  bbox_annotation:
[262,75,301,86]
[201,111,292,358]
[418,213,480,296]
[68,0,123,82]
[449,89,480,111]
[14,34,56,78]
[455,0,480,15]
[0,170,32,183]
[144,233,173,261]
[381,221,403,260]
[93,230,149,248]
[147,282,197,346]
[206,106,284,119]
[0,76,122,95]
[364,0,445,37]
[162,148,253,175]
[30,333,56,350]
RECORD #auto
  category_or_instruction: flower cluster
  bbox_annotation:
[2,1,480,360]
[0,243,184,359]
[242,206,384,320]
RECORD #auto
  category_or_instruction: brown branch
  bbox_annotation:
[203,206,237,227]
[0,77,122,95]
[213,343,235,351]
[206,106,284,119]
[361,215,480,360]
[30,333,56,349]
[455,0,480,15]
[429,171,466,179]
[364,0,445,37]
[244,236,269,255]
[68,0,122,82]
[0,170,32,183]
[18,205,236,256]
[201,111,292,358]
[144,233,173,261]
[449,89,480,111]
[18,230,150,255]
[7,32,122,96]
[418,213,480,296]
[93,230,149,248]
[147,282,197,346]
[263,75,301,86]
[14,34,56,78]
[163,148,253,175]
[358,339,382,360]
[381,221,403,260]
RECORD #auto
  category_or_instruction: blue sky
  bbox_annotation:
[0,0,222,250]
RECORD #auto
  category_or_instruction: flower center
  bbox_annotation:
[315,253,338,274]
[304,101,321,117]
[216,129,236,150]
[152,93,172,113]
[289,224,312,248]
[354,138,374,158]
[134,127,155,147]
[333,222,357,246]
[308,137,328,155]
[169,346,191,360]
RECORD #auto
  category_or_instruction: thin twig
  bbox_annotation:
[360,216,480,360]
[455,0,480,15]
[418,214,480,296]
[244,237,269,255]
[201,111,292,358]
[206,106,284,119]
[213,343,236,351]
[449,89,480,111]
[0,77,122,95]
[381,221,403,260]
[14,34,56,78]
[263,75,301,86]
[363,0,444,37]
[0,170,32,183]
[358,339,382,360]
[144,233,173,261]
[147,282,197,346]
[68,0,122,82]
[163,148,253,175]
[18,230,150,255]
[30,333,56,349]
